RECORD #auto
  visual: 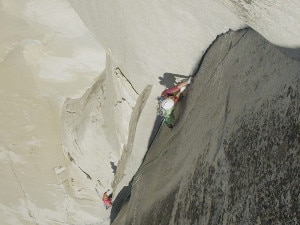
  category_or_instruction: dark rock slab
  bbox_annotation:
[111,28,300,225]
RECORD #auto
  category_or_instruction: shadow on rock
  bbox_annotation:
[148,115,164,149]
[159,73,189,88]
[277,47,300,61]
[110,185,131,223]
[110,161,117,174]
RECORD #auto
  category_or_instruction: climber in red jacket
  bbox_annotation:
[102,190,113,209]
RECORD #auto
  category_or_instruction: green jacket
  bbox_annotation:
[164,107,175,125]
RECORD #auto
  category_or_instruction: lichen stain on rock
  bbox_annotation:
[139,188,179,225]
[224,85,300,224]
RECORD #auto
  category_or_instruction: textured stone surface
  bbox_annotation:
[111,28,300,225]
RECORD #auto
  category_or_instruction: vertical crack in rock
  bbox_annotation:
[67,152,91,180]
[78,166,92,180]
[115,67,140,95]
[8,153,38,224]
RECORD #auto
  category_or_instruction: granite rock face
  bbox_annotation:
[111,29,300,225]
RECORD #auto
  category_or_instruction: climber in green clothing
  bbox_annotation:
[157,76,193,128]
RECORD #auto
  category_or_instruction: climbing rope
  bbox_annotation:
[118,75,194,207]
[120,117,166,206]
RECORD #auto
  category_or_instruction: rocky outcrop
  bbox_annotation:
[61,56,138,200]
[111,29,300,225]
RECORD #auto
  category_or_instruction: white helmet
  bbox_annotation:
[161,98,175,110]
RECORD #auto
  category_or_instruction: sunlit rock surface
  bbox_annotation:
[61,61,138,201]
[0,0,107,224]
[1,0,300,224]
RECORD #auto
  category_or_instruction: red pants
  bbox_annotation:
[161,86,180,96]
[161,86,180,104]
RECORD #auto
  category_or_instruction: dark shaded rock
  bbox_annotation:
[111,28,300,225]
